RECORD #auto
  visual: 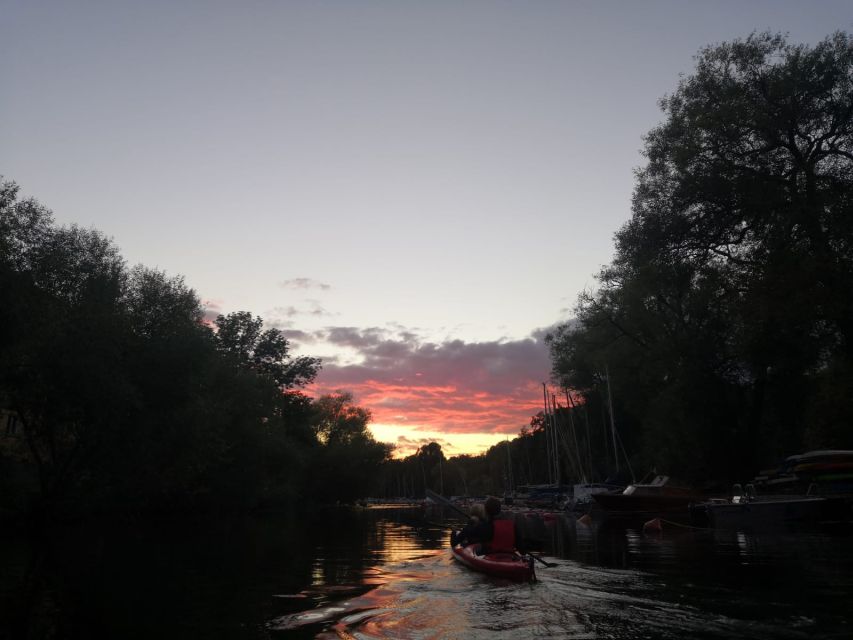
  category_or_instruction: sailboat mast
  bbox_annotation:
[565,388,587,484]
[605,363,620,475]
[505,436,514,495]
[542,383,553,484]
[550,393,561,485]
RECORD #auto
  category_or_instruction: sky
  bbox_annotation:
[3,1,851,457]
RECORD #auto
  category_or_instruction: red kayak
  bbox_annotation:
[451,544,536,582]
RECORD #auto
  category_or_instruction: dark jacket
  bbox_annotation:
[453,517,494,546]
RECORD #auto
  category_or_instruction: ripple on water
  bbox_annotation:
[266,509,852,639]
[272,550,834,640]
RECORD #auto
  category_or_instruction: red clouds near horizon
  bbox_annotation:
[303,325,556,438]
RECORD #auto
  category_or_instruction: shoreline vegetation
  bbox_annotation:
[545,31,853,487]
[3,31,853,524]
[0,180,390,523]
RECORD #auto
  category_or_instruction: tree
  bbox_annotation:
[0,179,338,515]
[549,32,853,483]
[312,392,373,446]
[0,182,132,507]
[308,392,392,502]
[214,311,320,389]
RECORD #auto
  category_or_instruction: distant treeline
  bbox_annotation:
[547,32,853,485]
[0,180,390,519]
[376,423,592,500]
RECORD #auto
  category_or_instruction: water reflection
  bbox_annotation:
[270,509,853,639]
[1,507,851,639]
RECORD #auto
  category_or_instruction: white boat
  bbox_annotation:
[570,482,623,511]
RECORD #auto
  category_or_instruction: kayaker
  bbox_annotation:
[450,496,515,550]
[451,503,489,546]
[481,497,519,554]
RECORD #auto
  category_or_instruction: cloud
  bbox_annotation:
[279,277,331,291]
[529,320,574,343]
[267,302,334,322]
[323,326,386,349]
[279,329,317,344]
[201,299,224,325]
[395,435,453,448]
[271,306,301,318]
[307,325,559,436]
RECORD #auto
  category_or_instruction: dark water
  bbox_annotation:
[1,507,851,639]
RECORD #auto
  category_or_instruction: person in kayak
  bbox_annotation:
[481,497,521,555]
[451,496,515,552]
[450,501,490,547]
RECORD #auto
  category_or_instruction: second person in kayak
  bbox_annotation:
[451,496,517,553]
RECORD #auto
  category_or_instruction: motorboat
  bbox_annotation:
[570,482,623,512]
[591,475,699,514]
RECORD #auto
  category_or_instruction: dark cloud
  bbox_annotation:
[530,321,573,343]
[279,329,316,344]
[392,435,455,457]
[308,325,560,435]
[396,435,452,446]
[322,326,387,349]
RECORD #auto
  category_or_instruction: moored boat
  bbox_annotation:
[698,484,848,530]
[451,544,535,582]
[791,450,853,492]
[516,484,569,509]
[751,450,853,494]
[592,475,699,514]
[570,482,623,512]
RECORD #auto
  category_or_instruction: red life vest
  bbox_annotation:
[488,519,516,553]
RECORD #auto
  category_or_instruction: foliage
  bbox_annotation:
[548,32,853,484]
[214,311,321,389]
[307,392,392,503]
[0,179,384,518]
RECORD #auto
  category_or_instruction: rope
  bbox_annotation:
[656,518,711,531]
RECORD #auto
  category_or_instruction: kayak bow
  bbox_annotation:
[451,543,536,582]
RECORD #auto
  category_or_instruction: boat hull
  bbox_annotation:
[705,496,849,530]
[451,544,535,582]
[571,483,623,512]
[592,492,696,514]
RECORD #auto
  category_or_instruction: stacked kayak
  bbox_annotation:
[451,544,535,582]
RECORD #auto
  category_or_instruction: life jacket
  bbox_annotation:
[487,518,516,553]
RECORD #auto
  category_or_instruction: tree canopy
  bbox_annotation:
[548,32,853,484]
[0,179,384,517]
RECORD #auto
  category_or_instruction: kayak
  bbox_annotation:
[451,544,536,582]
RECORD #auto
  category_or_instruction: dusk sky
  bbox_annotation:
[3,2,851,457]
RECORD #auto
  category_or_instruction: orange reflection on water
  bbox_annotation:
[270,510,456,638]
[370,519,442,565]
[330,586,468,640]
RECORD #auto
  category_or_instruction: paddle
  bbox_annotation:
[425,489,472,546]
[425,489,470,519]
[524,552,558,568]
[425,489,559,568]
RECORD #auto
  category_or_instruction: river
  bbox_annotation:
[1,505,851,639]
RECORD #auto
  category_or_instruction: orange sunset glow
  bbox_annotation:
[303,326,554,457]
